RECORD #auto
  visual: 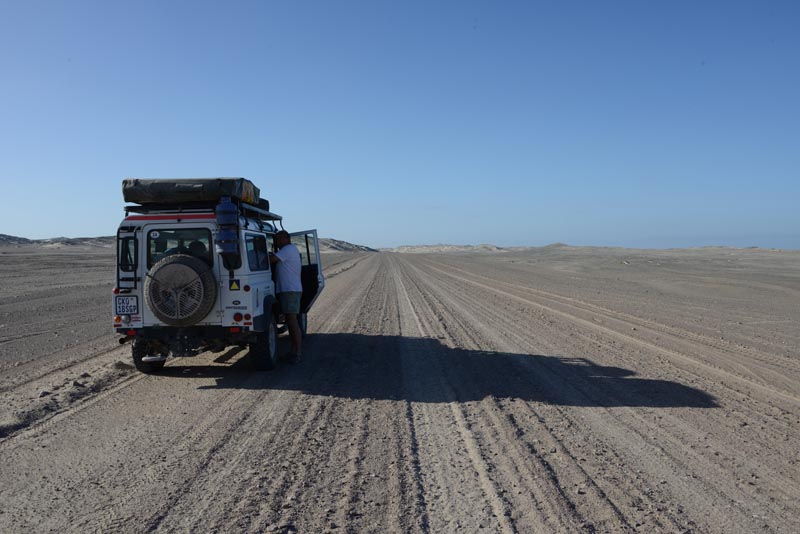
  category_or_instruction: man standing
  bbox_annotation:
[269,230,303,361]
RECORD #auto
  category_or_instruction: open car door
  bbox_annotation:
[289,229,325,315]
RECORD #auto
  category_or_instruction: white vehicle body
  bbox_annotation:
[113,185,324,372]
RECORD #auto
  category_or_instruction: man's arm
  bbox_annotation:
[268,251,281,265]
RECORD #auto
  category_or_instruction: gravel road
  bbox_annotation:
[1,246,798,533]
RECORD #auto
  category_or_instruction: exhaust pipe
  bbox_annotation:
[119,336,133,345]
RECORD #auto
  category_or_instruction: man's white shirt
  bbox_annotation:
[274,243,303,293]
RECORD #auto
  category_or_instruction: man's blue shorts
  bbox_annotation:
[278,292,302,314]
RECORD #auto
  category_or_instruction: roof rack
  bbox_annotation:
[124,201,283,221]
[240,202,283,222]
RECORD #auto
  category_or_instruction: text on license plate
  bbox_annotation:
[115,296,138,315]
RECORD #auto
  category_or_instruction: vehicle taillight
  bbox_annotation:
[244,313,251,320]
[233,313,243,322]
[113,287,120,295]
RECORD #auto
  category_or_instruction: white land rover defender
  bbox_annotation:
[113,178,324,373]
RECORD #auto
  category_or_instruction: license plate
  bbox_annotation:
[115,296,139,315]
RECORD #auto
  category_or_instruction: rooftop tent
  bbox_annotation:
[122,178,261,205]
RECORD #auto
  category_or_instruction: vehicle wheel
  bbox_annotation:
[298,313,307,338]
[144,254,217,327]
[250,318,278,371]
[132,339,166,374]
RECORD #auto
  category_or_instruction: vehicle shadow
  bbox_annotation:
[171,333,717,408]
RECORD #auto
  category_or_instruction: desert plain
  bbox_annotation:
[0,243,798,533]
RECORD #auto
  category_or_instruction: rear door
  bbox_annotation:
[141,223,219,326]
[289,229,325,313]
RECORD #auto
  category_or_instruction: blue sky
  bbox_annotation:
[1,1,798,248]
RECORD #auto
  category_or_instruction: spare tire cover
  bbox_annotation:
[144,254,217,327]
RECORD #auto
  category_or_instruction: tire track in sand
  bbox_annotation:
[420,258,800,409]
[396,255,634,532]
[390,255,516,533]
[404,254,796,533]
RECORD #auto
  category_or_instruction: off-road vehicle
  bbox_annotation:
[112,178,324,373]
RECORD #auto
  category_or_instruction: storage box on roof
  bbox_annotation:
[122,177,261,205]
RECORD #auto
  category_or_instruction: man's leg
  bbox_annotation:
[286,313,302,356]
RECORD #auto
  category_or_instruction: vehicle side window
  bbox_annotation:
[118,237,137,272]
[148,229,212,268]
[245,234,270,271]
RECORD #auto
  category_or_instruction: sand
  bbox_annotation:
[1,245,798,533]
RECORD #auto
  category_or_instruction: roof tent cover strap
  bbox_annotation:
[122,178,261,205]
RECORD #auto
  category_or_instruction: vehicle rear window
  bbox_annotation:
[147,228,212,268]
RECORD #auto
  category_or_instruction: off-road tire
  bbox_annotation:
[250,318,278,371]
[144,254,217,327]
[132,339,166,374]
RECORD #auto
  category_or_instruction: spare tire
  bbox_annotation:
[144,254,217,327]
